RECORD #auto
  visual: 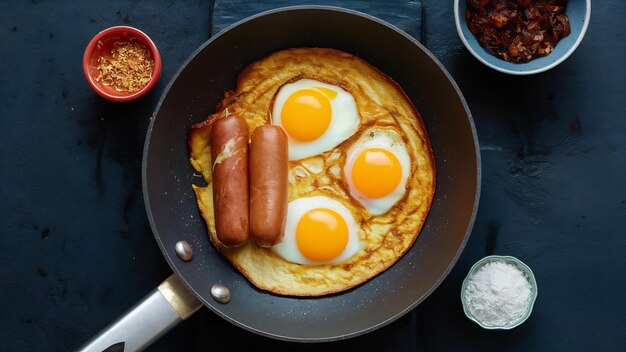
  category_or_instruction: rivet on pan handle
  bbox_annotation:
[211,284,231,304]
[175,240,194,261]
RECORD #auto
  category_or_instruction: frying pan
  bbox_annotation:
[78,6,480,351]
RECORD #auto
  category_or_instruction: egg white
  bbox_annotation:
[344,129,411,215]
[272,196,361,265]
[271,79,360,160]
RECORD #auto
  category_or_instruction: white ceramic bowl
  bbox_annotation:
[461,255,538,330]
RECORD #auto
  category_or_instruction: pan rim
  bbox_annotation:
[142,4,481,342]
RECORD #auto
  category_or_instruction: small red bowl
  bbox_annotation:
[83,26,162,102]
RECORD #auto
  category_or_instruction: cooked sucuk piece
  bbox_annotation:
[466,0,571,63]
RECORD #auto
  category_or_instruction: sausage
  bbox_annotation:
[249,125,289,247]
[210,113,249,247]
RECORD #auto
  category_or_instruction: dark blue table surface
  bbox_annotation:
[1,1,624,351]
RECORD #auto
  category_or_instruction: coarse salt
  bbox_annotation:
[464,260,532,327]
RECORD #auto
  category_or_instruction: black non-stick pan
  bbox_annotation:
[78,6,480,351]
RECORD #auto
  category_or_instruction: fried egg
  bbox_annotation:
[272,196,361,265]
[344,128,411,215]
[271,79,360,160]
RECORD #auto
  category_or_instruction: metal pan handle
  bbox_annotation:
[76,274,202,352]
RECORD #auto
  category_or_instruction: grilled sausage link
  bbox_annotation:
[210,113,249,247]
[249,125,288,247]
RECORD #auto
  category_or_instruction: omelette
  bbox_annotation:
[188,48,435,296]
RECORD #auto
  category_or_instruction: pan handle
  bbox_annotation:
[76,274,202,352]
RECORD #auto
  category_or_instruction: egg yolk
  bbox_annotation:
[352,148,402,198]
[296,208,348,262]
[281,87,336,142]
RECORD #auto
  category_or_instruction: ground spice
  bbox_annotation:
[464,260,532,327]
[96,40,154,93]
